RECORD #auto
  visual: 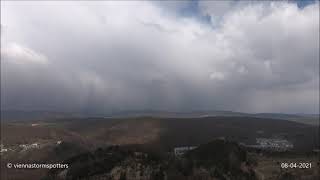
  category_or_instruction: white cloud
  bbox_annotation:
[209,72,225,81]
[0,1,318,113]
[237,66,248,74]
[1,43,48,65]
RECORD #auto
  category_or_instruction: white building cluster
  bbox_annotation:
[19,143,40,151]
[0,144,8,153]
[174,146,197,156]
[246,138,293,152]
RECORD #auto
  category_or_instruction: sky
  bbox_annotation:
[1,0,319,114]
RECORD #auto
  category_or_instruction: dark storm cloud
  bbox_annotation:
[1,1,319,114]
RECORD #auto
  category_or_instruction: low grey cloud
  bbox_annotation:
[1,1,319,114]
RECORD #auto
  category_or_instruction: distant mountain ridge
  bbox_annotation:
[0,110,83,121]
[1,109,318,125]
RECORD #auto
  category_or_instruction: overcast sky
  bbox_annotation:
[1,1,319,114]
